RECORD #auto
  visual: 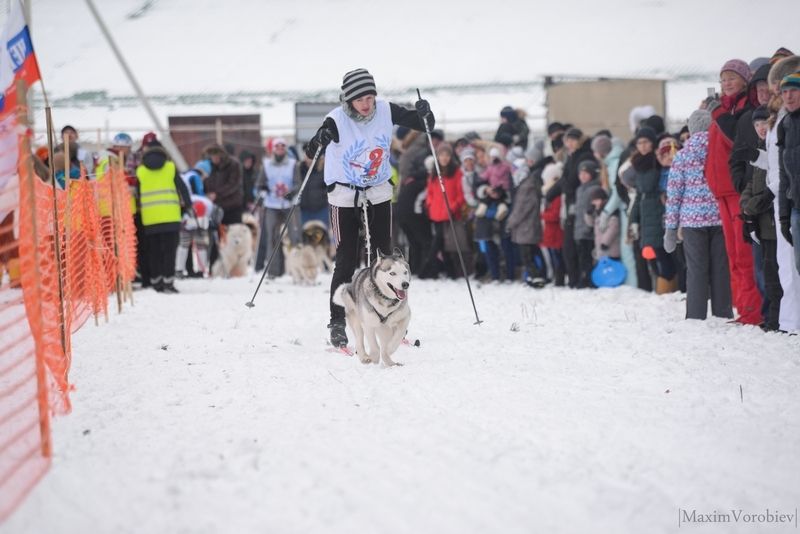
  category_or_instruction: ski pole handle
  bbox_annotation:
[415,88,431,133]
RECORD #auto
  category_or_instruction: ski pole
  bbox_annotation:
[245,144,323,308]
[416,88,482,325]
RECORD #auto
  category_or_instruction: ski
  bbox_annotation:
[324,339,354,356]
[326,345,354,356]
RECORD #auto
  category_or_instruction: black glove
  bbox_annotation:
[305,127,334,158]
[741,216,755,244]
[415,99,432,122]
[781,218,793,246]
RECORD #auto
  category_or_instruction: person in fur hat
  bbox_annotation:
[764,55,800,332]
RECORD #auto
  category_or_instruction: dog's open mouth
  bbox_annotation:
[388,283,407,300]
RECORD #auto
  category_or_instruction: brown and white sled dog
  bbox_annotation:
[333,251,411,366]
[283,220,333,285]
[241,213,260,259]
[302,220,333,273]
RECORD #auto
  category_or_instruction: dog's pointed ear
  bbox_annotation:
[392,247,405,260]
[376,248,386,259]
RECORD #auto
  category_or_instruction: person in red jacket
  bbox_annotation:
[541,161,565,286]
[420,142,465,279]
[705,58,762,324]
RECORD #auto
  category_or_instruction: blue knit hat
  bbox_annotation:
[194,159,212,177]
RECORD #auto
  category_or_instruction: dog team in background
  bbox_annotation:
[21,49,800,338]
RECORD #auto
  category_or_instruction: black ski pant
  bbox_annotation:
[398,213,431,276]
[420,221,458,279]
[518,244,546,280]
[562,214,579,288]
[145,231,179,288]
[633,239,652,292]
[760,238,783,330]
[576,238,595,288]
[546,247,565,286]
[134,214,149,286]
[329,201,392,322]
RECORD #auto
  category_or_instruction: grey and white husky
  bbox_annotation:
[333,251,411,367]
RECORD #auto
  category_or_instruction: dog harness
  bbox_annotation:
[366,268,402,323]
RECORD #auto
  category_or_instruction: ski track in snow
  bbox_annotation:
[4,275,800,534]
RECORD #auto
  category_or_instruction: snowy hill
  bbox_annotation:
[4,275,800,533]
[9,0,799,140]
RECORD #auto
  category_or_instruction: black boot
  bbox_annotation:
[162,282,179,294]
[327,319,348,347]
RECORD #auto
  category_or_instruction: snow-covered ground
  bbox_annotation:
[4,274,800,534]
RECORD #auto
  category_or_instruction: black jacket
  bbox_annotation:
[729,63,771,194]
[296,159,328,213]
[545,138,596,207]
[740,140,776,240]
[239,150,259,207]
[778,107,800,219]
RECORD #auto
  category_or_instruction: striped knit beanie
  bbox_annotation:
[341,68,377,103]
[780,72,800,90]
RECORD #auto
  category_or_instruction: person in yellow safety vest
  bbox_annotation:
[96,133,137,217]
[135,140,192,293]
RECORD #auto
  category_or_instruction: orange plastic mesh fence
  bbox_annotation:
[1,110,138,522]
[0,111,51,522]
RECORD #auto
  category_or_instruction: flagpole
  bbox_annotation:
[15,0,50,110]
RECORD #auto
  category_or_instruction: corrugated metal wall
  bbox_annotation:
[546,79,666,141]
[168,114,262,166]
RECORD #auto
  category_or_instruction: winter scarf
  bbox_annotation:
[721,92,747,112]
[341,97,377,123]
[632,151,658,173]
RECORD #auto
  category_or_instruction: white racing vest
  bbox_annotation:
[263,155,297,210]
[324,100,393,190]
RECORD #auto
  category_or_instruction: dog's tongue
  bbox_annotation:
[394,288,406,300]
